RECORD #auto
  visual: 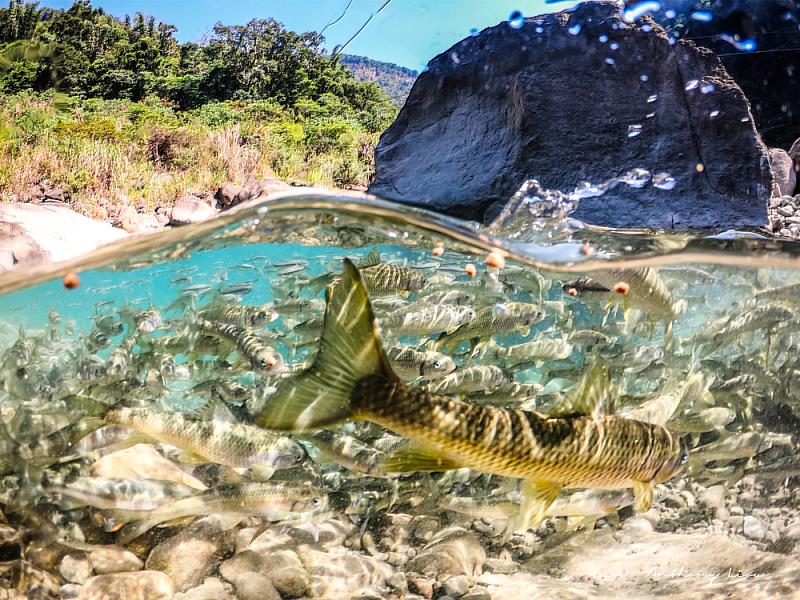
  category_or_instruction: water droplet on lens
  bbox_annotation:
[640,74,649,82]
[653,172,676,190]
[642,24,652,32]
[627,124,643,137]
[509,10,525,29]
[665,9,676,18]
[535,26,544,33]
[605,57,616,65]
[685,79,699,91]
[568,24,582,36]
[691,11,713,23]
[599,34,609,43]
[623,1,661,23]
[610,42,620,50]
[647,94,658,103]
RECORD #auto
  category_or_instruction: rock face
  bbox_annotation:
[769,148,797,196]
[0,203,127,270]
[369,1,772,229]
[629,0,800,149]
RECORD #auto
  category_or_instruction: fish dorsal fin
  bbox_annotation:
[548,360,614,419]
[358,247,382,268]
[192,399,237,423]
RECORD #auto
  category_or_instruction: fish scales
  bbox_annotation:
[351,376,676,488]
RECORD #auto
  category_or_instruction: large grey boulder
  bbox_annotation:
[626,0,800,149]
[0,203,127,270]
[369,1,772,229]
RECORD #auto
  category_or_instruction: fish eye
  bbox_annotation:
[312,498,321,506]
[679,451,689,465]
[433,361,441,369]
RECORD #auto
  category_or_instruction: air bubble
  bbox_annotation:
[568,24,582,36]
[640,74,649,82]
[610,42,620,50]
[665,9,676,18]
[710,110,720,118]
[701,83,715,94]
[535,26,544,33]
[685,79,699,91]
[469,27,479,36]
[647,94,658,103]
[653,172,676,190]
[599,34,609,43]
[605,57,616,65]
[628,124,643,137]
[720,34,757,52]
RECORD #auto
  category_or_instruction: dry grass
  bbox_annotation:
[0,93,379,220]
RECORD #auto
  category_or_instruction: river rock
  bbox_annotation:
[270,566,310,598]
[173,577,234,600]
[78,571,173,600]
[769,148,797,197]
[0,202,127,270]
[628,0,800,148]
[230,572,281,600]
[743,515,766,540]
[406,527,486,580]
[59,554,92,584]
[170,195,217,225]
[369,1,771,228]
[302,549,393,599]
[88,546,143,574]
[145,521,226,592]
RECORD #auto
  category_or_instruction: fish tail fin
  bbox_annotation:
[114,518,158,545]
[256,258,394,431]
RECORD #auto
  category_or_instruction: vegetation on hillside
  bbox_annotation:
[0,0,398,217]
[340,54,418,107]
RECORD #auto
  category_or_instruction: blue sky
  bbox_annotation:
[40,0,579,70]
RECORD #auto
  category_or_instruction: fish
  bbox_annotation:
[667,407,736,433]
[201,320,286,373]
[379,305,476,337]
[108,482,327,543]
[256,259,686,533]
[432,302,545,353]
[50,477,198,511]
[105,407,305,478]
[199,303,279,329]
[485,337,573,367]
[355,247,428,296]
[385,346,456,381]
[422,365,510,395]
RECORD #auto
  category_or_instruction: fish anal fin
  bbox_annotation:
[382,443,463,473]
[633,480,654,513]
[512,479,561,533]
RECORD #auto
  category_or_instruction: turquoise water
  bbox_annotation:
[2,193,800,598]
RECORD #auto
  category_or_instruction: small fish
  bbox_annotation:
[300,430,385,476]
[51,477,198,511]
[108,482,327,543]
[386,346,456,381]
[106,407,305,476]
[423,365,510,395]
[490,338,573,367]
[256,260,686,534]
[200,303,279,329]
[356,247,428,296]
[667,407,736,433]
[201,320,285,373]
[432,302,544,353]
[379,305,476,337]
[94,315,124,337]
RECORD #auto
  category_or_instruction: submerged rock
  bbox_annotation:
[369,1,772,228]
[78,571,173,600]
[406,527,486,580]
[169,195,218,226]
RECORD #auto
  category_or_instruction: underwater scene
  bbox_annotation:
[1,192,800,599]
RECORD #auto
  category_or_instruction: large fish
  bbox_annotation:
[256,260,687,533]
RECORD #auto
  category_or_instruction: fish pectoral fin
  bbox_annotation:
[249,464,276,481]
[632,480,655,513]
[381,443,464,473]
[548,360,615,418]
[216,466,250,484]
[511,479,561,533]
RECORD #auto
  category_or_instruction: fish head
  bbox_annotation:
[252,349,286,374]
[425,353,456,378]
[288,485,328,513]
[269,438,307,470]
[654,435,690,483]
